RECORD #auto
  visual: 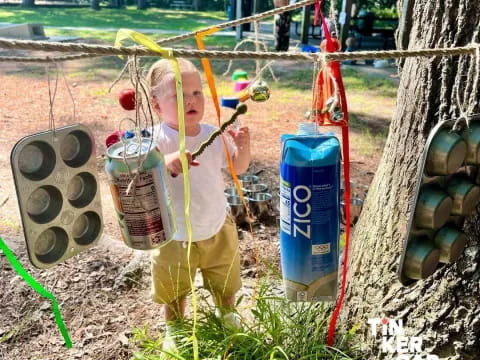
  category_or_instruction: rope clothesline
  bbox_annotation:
[0,0,318,63]
[0,0,478,64]
[156,0,317,45]
[0,38,478,63]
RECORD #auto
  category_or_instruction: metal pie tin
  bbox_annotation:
[414,186,453,229]
[433,225,466,263]
[425,129,467,176]
[446,176,480,216]
[403,237,440,280]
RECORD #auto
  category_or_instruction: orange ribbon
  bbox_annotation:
[195,29,247,206]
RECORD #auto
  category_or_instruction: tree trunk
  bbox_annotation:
[91,0,101,10]
[109,0,124,8]
[192,0,200,11]
[274,0,291,51]
[21,0,35,7]
[137,0,147,10]
[342,1,480,359]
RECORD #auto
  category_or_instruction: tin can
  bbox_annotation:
[105,138,175,250]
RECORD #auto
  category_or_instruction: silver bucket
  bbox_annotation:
[227,195,249,224]
[246,183,268,194]
[340,197,364,225]
[249,192,272,218]
[224,186,249,197]
[238,174,259,188]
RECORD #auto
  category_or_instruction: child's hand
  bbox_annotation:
[164,150,200,175]
[228,126,250,151]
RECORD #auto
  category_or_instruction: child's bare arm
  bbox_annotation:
[227,127,251,175]
[162,150,199,174]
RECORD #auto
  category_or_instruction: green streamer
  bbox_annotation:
[0,236,72,348]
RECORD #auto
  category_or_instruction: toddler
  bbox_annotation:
[146,58,250,351]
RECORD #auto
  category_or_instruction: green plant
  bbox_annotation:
[131,274,364,360]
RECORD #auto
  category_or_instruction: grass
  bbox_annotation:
[131,275,365,360]
[341,68,397,98]
[45,28,237,48]
[270,66,397,98]
[0,6,227,32]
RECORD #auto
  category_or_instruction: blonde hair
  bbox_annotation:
[146,58,199,98]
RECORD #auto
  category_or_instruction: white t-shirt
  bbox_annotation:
[155,122,237,242]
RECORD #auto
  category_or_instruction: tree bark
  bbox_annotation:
[342,1,480,359]
[137,0,147,10]
[274,0,291,51]
[91,0,101,10]
[109,0,124,8]
[21,0,35,7]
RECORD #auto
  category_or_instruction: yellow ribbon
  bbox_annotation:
[115,29,198,359]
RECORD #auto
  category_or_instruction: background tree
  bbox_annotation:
[137,0,147,10]
[341,0,480,358]
[21,0,35,7]
[91,0,100,10]
[108,0,124,8]
[273,0,291,51]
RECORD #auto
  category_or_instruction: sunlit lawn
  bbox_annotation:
[0,6,226,31]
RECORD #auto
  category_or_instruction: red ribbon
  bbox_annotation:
[311,1,351,347]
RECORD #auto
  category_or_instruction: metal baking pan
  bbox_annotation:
[398,118,480,285]
[10,124,103,269]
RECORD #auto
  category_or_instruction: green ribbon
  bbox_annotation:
[0,236,72,348]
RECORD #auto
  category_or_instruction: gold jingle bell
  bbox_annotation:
[325,96,338,112]
[331,106,344,122]
[249,80,270,102]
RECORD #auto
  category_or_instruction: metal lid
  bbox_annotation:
[107,138,155,160]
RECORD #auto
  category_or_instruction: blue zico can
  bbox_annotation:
[279,132,341,302]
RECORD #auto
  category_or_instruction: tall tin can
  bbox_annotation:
[105,138,176,250]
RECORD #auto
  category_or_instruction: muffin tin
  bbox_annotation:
[10,124,103,269]
[398,119,480,285]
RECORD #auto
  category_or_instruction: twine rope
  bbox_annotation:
[1,38,479,62]
[453,43,480,129]
[0,0,318,63]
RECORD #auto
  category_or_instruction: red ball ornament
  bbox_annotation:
[118,88,136,110]
[320,38,342,52]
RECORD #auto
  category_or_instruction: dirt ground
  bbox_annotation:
[0,47,395,359]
